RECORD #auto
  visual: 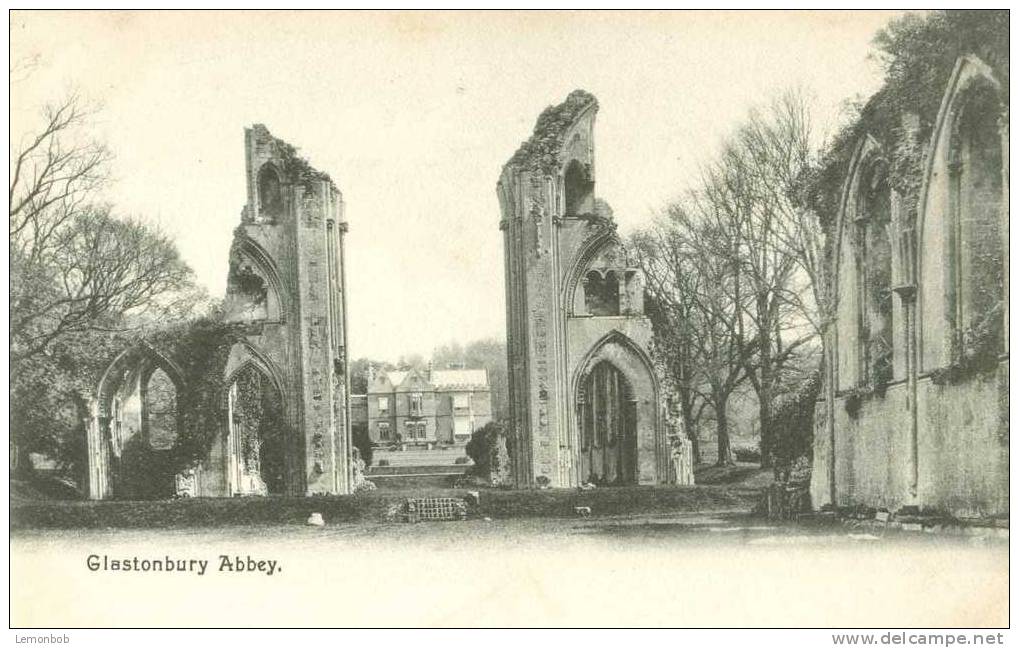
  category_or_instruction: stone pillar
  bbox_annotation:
[895,225,919,501]
[86,399,110,500]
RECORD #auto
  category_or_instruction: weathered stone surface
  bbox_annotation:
[815,55,1008,518]
[86,125,354,498]
[498,91,677,488]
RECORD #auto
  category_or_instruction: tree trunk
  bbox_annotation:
[686,420,702,466]
[757,298,774,469]
[758,386,773,469]
[11,439,37,482]
[679,394,701,465]
[715,393,733,466]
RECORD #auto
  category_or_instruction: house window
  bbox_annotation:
[377,422,390,441]
[409,393,423,415]
[453,416,472,437]
[452,393,470,410]
[377,397,389,413]
[404,420,426,440]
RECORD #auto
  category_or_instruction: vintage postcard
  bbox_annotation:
[8,9,1009,634]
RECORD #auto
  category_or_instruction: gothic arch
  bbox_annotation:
[572,329,660,401]
[832,135,886,298]
[230,233,290,323]
[832,135,897,390]
[256,162,284,219]
[218,341,297,496]
[222,340,286,400]
[916,54,1007,370]
[571,329,663,484]
[96,341,185,414]
[562,228,622,314]
[91,341,187,498]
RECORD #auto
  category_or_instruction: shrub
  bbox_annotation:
[465,421,512,486]
[454,456,470,465]
[351,424,373,467]
[377,459,390,467]
[771,371,822,482]
[732,443,761,463]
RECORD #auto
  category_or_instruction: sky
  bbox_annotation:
[10,10,906,362]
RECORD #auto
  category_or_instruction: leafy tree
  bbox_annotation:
[12,205,197,360]
[348,357,395,394]
[351,424,374,467]
[465,421,512,486]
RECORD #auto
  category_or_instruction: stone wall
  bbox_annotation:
[813,54,1008,519]
[499,90,673,488]
[86,124,353,499]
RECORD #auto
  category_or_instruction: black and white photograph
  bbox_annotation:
[7,8,1010,634]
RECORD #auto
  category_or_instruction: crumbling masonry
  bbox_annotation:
[85,125,353,498]
[498,90,681,488]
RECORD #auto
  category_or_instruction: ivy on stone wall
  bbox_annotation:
[276,140,333,194]
[930,302,1005,386]
[160,319,247,473]
[770,371,821,482]
[508,89,597,174]
[800,10,1008,230]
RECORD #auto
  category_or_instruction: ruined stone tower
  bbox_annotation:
[498,91,676,488]
[85,125,354,499]
[220,124,353,496]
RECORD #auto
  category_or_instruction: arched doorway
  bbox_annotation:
[226,364,288,495]
[94,346,186,500]
[577,361,637,485]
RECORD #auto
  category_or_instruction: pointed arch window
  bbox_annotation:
[564,160,593,216]
[257,164,283,220]
[853,159,894,386]
[144,367,178,450]
[949,83,1005,360]
[584,270,620,316]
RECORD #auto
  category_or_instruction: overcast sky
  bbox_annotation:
[11,10,907,362]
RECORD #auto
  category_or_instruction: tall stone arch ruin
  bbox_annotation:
[85,125,353,498]
[497,90,677,488]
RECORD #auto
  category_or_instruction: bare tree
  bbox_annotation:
[12,205,197,359]
[693,90,821,468]
[636,202,754,466]
[10,92,204,481]
[10,94,198,360]
[632,220,709,464]
[633,90,824,468]
[10,93,111,264]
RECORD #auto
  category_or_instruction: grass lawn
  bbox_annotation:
[10,462,772,530]
[11,484,764,530]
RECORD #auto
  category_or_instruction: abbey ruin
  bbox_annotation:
[76,26,1006,518]
[498,90,682,488]
[85,125,353,498]
[812,54,1008,518]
